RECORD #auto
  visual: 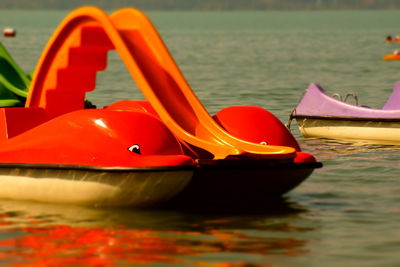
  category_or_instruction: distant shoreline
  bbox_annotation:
[1,0,400,11]
[1,7,400,11]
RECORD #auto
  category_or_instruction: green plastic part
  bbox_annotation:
[0,42,30,107]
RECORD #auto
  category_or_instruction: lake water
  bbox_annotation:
[0,8,399,266]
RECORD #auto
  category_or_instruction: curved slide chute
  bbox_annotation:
[26,6,295,159]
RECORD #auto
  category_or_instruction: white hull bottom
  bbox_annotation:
[296,118,400,144]
[0,167,192,207]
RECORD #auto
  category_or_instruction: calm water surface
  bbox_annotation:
[0,9,399,266]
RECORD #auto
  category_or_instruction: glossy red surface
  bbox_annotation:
[213,106,301,151]
[0,108,194,167]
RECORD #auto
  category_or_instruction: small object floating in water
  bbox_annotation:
[383,50,400,60]
[290,82,400,144]
[386,35,400,43]
[3,28,16,37]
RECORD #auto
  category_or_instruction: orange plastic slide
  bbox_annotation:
[25,6,296,159]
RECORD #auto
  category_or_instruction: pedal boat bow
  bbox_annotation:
[0,109,195,207]
[106,102,322,207]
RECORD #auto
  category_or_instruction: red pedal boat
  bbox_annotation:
[0,7,321,207]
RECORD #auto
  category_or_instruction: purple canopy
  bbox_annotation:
[294,82,400,119]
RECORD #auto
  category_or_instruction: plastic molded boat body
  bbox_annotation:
[0,107,195,207]
[0,7,322,207]
[176,106,319,206]
[292,82,400,144]
[108,102,321,206]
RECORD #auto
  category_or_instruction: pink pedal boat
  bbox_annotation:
[291,82,400,144]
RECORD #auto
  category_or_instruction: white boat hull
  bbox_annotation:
[296,117,400,144]
[0,165,192,207]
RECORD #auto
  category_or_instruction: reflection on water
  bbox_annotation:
[0,199,315,266]
[299,137,400,160]
[0,226,187,266]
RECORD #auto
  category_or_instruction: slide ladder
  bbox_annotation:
[25,6,295,159]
